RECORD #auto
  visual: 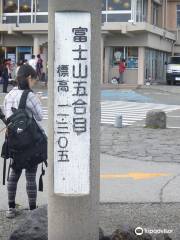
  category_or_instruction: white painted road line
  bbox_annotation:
[42,101,180,126]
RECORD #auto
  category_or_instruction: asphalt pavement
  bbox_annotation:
[0,84,180,239]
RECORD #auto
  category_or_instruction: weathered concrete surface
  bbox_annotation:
[146,110,166,129]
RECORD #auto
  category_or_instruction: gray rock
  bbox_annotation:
[99,227,105,239]
[111,228,152,240]
[146,110,166,129]
[9,206,47,240]
[9,206,104,240]
[110,229,172,240]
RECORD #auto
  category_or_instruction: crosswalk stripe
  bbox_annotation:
[42,101,180,126]
[101,101,180,125]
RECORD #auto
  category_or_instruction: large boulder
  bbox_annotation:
[146,110,166,129]
[9,206,47,240]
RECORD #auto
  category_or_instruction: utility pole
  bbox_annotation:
[48,0,101,239]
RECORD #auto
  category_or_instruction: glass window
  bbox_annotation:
[152,3,158,25]
[17,46,32,62]
[127,47,138,68]
[36,0,48,12]
[6,47,16,64]
[102,14,106,23]
[19,0,31,12]
[136,0,148,22]
[102,0,107,11]
[3,0,18,13]
[112,47,125,65]
[177,5,180,27]
[108,0,131,11]
[36,15,48,23]
[3,16,17,23]
[107,14,131,22]
[112,47,138,69]
[19,16,31,23]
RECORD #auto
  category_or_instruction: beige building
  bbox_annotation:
[102,0,178,85]
[0,0,48,74]
[167,0,180,54]
[0,0,179,85]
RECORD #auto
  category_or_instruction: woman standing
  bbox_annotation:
[36,54,43,81]
[3,64,43,218]
[2,60,9,93]
[118,59,126,84]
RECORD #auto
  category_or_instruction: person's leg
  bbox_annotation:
[119,73,121,84]
[3,79,7,93]
[25,166,38,210]
[7,168,22,209]
[3,78,8,93]
[121,73,124,84]
[119,73,123,84]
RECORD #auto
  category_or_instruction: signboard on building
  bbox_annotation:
[54,12,91,195]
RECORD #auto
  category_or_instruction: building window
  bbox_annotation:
[177,5,180,27]
[136,0,147,22]
[127,47,138,68]
[19,0,31,12]
[113,47,125,65]
[17,46,32,62]
[2,0,48,24]
[107,0,131,11]
[112,47,138,69]
[102,0,106,11]
[6,47,16,64]
[36,0,48,12]
[145,48,168,83]
[3,0,18,13]
[152,3,158,26]
[102,0,132,23]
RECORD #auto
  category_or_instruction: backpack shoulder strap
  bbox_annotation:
[19,90,32,109]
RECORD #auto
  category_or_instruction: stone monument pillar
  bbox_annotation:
[48,0,101,239]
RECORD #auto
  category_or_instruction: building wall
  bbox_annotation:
[110,67,138,84]
[103,29,173,84]
[167,1,177,31]
[104,32,148,47]
[0,0,177,85]
[0,34,33,47]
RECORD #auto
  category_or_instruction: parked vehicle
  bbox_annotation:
[166,56,180,85]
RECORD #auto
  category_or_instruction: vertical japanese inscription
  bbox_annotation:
[54,12,91,195]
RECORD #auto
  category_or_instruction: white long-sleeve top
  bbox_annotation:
[3,87,43,121]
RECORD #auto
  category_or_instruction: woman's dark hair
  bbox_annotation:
[16,64,37,90]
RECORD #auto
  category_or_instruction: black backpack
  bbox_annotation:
[7,90,41,152]
[2,90,47,191]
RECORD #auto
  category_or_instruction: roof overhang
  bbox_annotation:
[102,22,176,41]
